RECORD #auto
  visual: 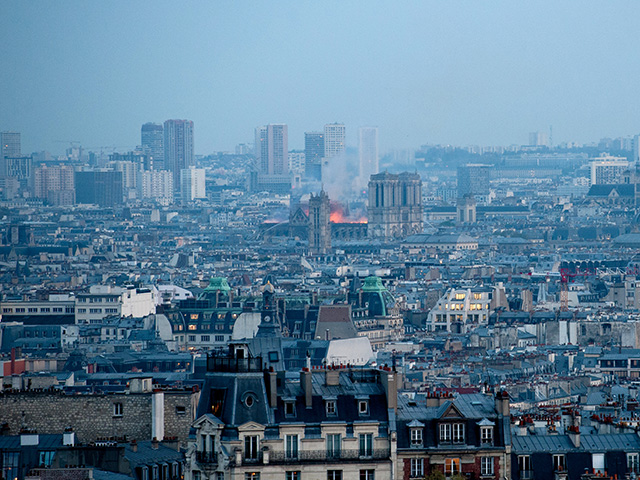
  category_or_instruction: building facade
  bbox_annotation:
[368,172,423,240]
[164,119,194,190]
[304,131,324,181]
[141,122,164,168]
[308,190,331,255]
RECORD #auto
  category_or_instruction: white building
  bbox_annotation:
[590,155,629,185]
[324,123,346,159]
[427,287,494,333]
[139,170,174,204]
[75,285,156,324]
[359,126,379,188]
[180,167,206,202]
[288,151,306,175]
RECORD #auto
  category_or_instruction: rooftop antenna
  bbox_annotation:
[549,125,553,148]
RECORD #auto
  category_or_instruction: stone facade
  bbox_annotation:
[0,389,199,446]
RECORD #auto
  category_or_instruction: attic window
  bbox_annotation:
[358,400,369,415]
[268,351,279,363]
[285,401,296,417]
[326,400,337,416]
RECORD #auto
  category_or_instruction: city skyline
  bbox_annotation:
[3,2,640,155]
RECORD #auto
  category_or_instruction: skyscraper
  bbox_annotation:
[255,124,288,175]
[180,167,206,202]
[141,123,164,168]
[324,123,345,159]
[163,119,194,189]
[358,127,379,188]
[304,131,324,181]
[1,132,21,159]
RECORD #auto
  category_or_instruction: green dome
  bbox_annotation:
[203,277,231,293]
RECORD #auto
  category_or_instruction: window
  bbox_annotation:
[518,455,532,479]
[285,434,299,460]
[285,401,296,417]
[77,308,86,313]
[29,307,37,313]
[175,405,186,414]
[439,423,451,442]
[113,402,123,417]
[152,465,159,480]
[410,428,423,447]
[455,293,466,300]
[410,458,424,478]
[358,400,369,415]
[216,473,224,480]
[445,458,461,476]
[628,453,639,473]
[553,454,565,471]
[215,335,225,342]
[172,463,179,477]
[327,471,342,480]
[245,474,260,480]
[244,435,259,461]
[286,473,300,480]
[480,426,493,445]
[360,470,374,480]
[41,307,50,313]
[359,433,373,457]
[452,423,465,444]
[326,434,341,459]
[481,457,494,476]
[268,351,279,362]
[189,324,197,330]
[326,400,337,416]
[188,335,196,342]
[201,335,210,342]
[39,450,55,466]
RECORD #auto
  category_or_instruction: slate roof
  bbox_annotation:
[512,433,640,453]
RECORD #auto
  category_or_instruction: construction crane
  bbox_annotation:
[559,266,596,311]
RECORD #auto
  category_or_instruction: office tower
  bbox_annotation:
[141,123,164,168]
[255,124,288,175]
[34,164,76,205]
[253,124,291,194]
[164,119,194,189]
[75,171,123,206]
[324,123,345,159]
[1,132,21,159]
[368,171,423,239]
[359,127,379,187]
[109,151,152,171]
[288,152,305,175]
[590,155,629,185]
[308,190,331,255]
[180,167,206,202]
[457,164,491,198]
[304,132,324,180]
[529,131,549,147]
[138,170,174,204]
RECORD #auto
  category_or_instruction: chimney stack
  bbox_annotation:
[300,365,312,409]
[495,390,510,417]
[265,368,278,408]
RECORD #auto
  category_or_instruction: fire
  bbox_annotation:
[330,202,367,224]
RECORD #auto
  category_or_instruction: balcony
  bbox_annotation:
[206,354,262,373]
[263,448,391,465]
[520,471,534,480]
[195,451,218,465]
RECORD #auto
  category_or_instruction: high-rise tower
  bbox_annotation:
[141,123,164,169]
[1,132,21,159]
[324,123,345,159]
[304,131,324,181]
[255,124,288,176]
[359,127,379,188]
[163,119,194,189]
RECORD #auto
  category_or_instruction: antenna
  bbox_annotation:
[549,125,553,148]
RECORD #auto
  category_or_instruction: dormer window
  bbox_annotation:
[410,428,423,447]
[284,399,296,418]
[479,418,495,446]
[408,419,425,447]
[439,423,465,444]
[325,398,337,416]
[356,396,370,416]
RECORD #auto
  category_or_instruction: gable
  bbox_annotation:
[238,421,266,432]
[438,401,465,419]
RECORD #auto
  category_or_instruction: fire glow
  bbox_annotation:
[330,202,367,224]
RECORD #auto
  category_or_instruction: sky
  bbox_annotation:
[2,1,640,155]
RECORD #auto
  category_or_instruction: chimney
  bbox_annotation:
[131,440,138,453]
[380,369,397,412]
[265,368,278,408]
[495,390,510,417]
[11,348,16,375]
[568,425,580,447]
[151,437,159,450]
[325,367,340,386]
[300,368,312,409]
[63,427,75,446]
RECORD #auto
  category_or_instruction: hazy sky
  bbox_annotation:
[2,1,640,155]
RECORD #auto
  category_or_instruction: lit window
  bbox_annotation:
[455,293,465,300]
[188,324,197,330]
[445,458,461,475]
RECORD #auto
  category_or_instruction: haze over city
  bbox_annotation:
[3,1,640,154]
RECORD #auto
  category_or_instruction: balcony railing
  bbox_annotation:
[195,451,217,464]
[206,355,263,373]
[262,448,391,465]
